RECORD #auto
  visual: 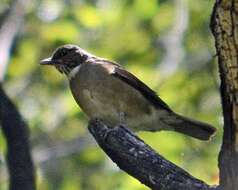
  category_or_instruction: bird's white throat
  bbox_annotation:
[68,65,81,80]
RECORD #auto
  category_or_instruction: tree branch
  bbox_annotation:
[88,119,214,190]
[0,85,36,190]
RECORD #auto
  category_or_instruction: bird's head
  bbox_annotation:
[40,44,92,76]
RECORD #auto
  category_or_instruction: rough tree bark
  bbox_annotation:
[211,0,238,189]
[89,120,212,190]
[88,1,238,190]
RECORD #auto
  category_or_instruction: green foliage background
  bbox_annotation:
[0,0,221,189]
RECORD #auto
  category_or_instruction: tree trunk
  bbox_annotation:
[211,0,238,189]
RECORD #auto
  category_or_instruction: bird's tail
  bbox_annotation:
[166,113,216,140]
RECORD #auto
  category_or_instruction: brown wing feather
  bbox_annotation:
[111,66,172,112]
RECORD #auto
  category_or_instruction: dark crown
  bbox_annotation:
[51,44,92,75]
[52,44,79,60]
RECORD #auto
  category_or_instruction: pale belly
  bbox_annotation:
[69,65,161,131]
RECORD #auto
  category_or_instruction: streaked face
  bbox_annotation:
[40,44,89,75]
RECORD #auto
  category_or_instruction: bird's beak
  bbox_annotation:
[40,57,56,65]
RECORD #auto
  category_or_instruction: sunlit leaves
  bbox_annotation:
[40,21,79,42]
[8,39,38,78]
[75,5,102,28]
[152,3,175,33]
[133,0,158,20]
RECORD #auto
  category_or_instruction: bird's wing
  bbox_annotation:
[111,66,172,112]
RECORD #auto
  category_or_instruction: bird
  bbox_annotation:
[40,44,216,140]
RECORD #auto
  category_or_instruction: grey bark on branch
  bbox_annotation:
[88,119,214,190]
[0,85,36,190]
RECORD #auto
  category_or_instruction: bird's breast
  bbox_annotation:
[69,62,158,130]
